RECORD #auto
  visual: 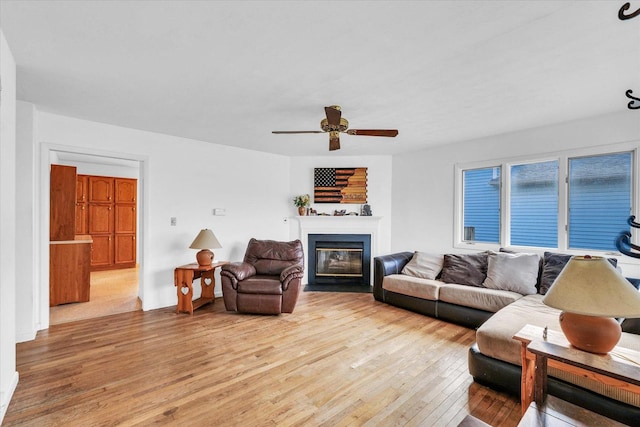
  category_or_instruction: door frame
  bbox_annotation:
[39,142,148,330]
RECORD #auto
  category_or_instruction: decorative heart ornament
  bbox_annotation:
[181,286,189,295]
[204,277,212,287]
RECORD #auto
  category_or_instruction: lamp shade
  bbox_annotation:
[543,256,640,318]
[189,229,222,250]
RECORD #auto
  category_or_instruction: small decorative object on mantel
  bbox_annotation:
[361,204,372,216]
[616,215,640,258]
[293,194,310,216]
[333,209,346,216]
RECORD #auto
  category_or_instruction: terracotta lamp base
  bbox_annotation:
[195,249,214,266]
[559,311,621,354]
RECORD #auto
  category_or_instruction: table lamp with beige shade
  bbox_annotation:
[189,229,222,266]
[543,255,640,354]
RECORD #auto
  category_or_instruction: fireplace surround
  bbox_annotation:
[308,234,371,286]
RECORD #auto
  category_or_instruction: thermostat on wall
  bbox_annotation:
[213,208,226,216]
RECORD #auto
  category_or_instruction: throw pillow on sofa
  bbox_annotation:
[440,252,488,287]
[540,252,618,295]
[401,251,444,280]
[483,251,540,295]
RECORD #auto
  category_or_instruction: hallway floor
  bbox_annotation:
[49,267,141,325]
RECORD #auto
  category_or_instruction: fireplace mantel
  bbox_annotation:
[293,216,382,285]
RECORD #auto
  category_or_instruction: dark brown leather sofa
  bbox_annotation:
[374,252,640,425]
[220,238,304,314]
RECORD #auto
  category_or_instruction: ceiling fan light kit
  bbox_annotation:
[272,105,399,151]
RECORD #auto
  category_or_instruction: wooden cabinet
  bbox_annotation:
[90,235,114,267]
[115,234,136,265]
[75,175,89,235]
[50,165,77,241]
[50,239,91,306]
[115,179,136,203]
[89,176,114,203]
[89,204,114,234]
[78,174,137,270]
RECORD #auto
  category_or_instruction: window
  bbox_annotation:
[568,152,632,251]
[510,161,558,247]
[457,147,635,253]
[462,167,500,243]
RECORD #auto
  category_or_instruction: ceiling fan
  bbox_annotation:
[272,105,399,151]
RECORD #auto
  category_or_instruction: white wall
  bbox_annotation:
[0,29,19,422]
[19,109,292,335]
[391,111,640,276]
[15,101,38,342]
[288,156,392,256]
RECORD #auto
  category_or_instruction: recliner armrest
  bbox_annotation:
[280,264,304,290]
[221,262,256,283]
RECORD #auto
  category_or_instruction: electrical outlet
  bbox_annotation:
[170,217,177,226]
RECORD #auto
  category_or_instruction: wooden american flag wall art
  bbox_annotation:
[313,168,367,204]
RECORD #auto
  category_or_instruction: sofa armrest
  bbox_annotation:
[280,264,304,290]
[221,262,256,286]
[373,252,413,302]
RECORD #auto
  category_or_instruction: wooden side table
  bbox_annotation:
[174,261,229,315]
[513,324,640,416]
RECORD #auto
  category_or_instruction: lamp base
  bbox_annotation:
[559,311,621,354]
[195,249,214,266]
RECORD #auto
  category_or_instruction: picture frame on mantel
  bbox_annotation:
[313,167,367,204]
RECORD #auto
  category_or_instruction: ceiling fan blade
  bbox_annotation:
[325,106,342,127]
[346,129,399,137]
[329,131,340,151]
[272,130,325,134]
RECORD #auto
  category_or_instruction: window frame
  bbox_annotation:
[454,142,638,256]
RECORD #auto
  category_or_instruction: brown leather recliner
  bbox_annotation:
[220,238,304,314]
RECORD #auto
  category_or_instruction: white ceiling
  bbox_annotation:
[1,1,638,156]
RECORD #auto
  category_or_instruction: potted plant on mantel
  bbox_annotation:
[293,194,310,216]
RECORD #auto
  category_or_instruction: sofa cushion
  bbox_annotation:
[476,294,560,366]
[382,274,443,301]
[438,284,522,313]
[401,251,444,280]
[483,251,540,295]
[440,252,488,287]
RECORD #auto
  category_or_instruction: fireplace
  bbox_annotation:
[308,234,371,285]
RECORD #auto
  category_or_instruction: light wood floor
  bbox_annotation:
[6,291,521,426]
[49,267,141,325]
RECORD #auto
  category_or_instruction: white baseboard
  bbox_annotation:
[0,371,19,423]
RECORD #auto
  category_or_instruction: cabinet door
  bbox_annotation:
[50,164,77,241]
[91,235,114,267]
[115,234,136,265]
[89,204,114,234]
[115,205,136,234]
[75,203,88,235]
[115,178,137,203]
[76,175,88,203]
[89,176,114,203]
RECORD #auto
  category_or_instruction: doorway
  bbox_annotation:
[47,149,144,325]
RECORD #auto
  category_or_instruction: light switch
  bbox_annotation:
[213,208,226,216]
[170,217,177,226]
